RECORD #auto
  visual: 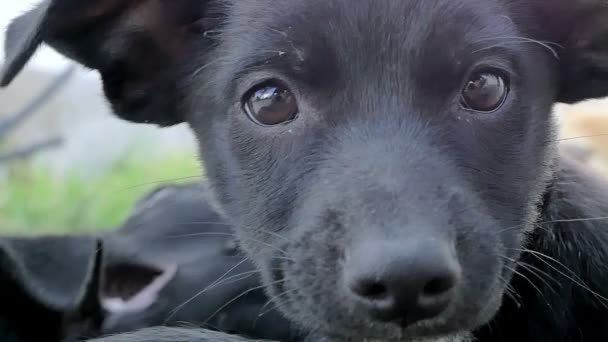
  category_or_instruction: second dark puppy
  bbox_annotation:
[97,182,299,341]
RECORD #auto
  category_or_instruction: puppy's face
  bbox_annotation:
[192,1,556,339]
[3,0,608,340]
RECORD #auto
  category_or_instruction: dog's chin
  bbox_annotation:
[292,311,474,342]
[300,288,501,342]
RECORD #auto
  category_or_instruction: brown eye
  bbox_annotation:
[461,71,508,112]
[243,82,298,126]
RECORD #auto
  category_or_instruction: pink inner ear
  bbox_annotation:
[101,263,177,314]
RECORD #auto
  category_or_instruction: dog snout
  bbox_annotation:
[344,238,461,326]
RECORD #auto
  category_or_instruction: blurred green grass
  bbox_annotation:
[0,152,201,235]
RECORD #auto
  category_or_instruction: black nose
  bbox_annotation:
[345,238,460,326]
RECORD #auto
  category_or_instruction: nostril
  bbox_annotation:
[362,282,388,298]
[422,276,456,297]
[352,279,389,300]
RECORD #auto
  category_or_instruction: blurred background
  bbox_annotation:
[0,2,200,234]
[1,2,607,235]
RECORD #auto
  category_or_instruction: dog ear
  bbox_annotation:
[525,0,608,103]
[0,0,221,126]
[0,235,104,341]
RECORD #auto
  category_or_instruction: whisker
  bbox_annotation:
[499,275,522,308]
[178,221,232,226]
[549,133,608,143]
[167,232,237,239]
[511,248,608,307]
[516,261,562,290]
[271,256,295,262]
[497,215,608,235]
[473,36,561,59]
[501,254,561,289]
[496,221,547,234]
[257,288,298,317]
[257,295,294,318]
[165,232,293,258]
[540,216,608,224]
[206,267,285,291]
[474,36,563,47]
[110,175,204,194]
[204,271,258,291]
[164,257,250,323]
[256,228,294,243]
[251,288,296,329]
[198,257,252,292]
[503,264,550,307]
[192,59,221,78]
[511,248,586,284]
[201,280,287,326]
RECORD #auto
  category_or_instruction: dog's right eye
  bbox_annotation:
[243,81,299,126]
[460,71,509,113]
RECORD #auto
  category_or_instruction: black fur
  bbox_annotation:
[474,154,608,341]
[3,1,608,341]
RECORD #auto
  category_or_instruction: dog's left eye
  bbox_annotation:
[243,81,299,126]
[461,71,509,112]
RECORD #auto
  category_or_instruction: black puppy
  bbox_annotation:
[4,1,608,341]
[98,182,299,341]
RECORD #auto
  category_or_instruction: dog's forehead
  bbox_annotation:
[217,0,518,91]
[227,1,513,59]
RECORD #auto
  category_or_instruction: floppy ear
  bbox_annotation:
[0,0,221,126]
[526,0,608,103]
[0,235,104,341]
